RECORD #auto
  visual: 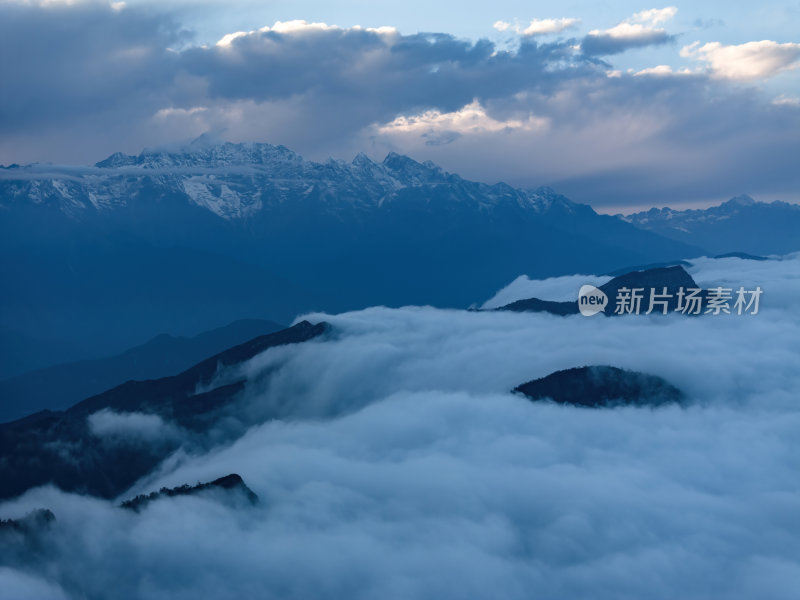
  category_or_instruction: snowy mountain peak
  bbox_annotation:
[94,152,133,169]
[522,186,590,215]
[2,139,603,222]
[724,194,756,207]
[623,194,800,255]
[187,132,227,149]
[381,152,450,185]
[352,152,375,166]
[95,139,305,171]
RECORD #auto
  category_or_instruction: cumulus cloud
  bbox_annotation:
[681,40,800,80]
[375,100,549,145]
[2,255,800,599]
[582,6,678,55]
[177,23,578,130]
[493,17,579,36]
[630,6,679,26]
[215,19,348,47]
[633,64,693,76]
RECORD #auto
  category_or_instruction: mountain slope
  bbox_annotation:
[0,229,315,377]
[621,195,800,255]
[0,318,285,423]
[0,320,329,501]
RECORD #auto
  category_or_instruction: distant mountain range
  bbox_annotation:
[1,137,797,376]
[0,318,284,423]
[621,195,800,256]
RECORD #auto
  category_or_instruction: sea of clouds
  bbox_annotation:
[1,254,799,599]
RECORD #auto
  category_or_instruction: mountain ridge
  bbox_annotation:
[0,139,713,373]
[0,318,286,423]
[621,195,800,255]
[0,320,330,501]
[2,138,594,221]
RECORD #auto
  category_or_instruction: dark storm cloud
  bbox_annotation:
[581,29,675,55]
[179,28,582,126]
[0,2,186,135]
[525,73,800,207]
[375,67,800,208]
[0,4,589,165]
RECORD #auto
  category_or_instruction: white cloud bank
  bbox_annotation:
[375,100,549,145]
[2,258,800,598]
[216,19,398,48]
[592,6,677,39]
[481,273,613,308]
[0,568,69,600]
[582,6,677,55]
[633,64,694,76]
[494,17,579,36]
[681,40,800,80]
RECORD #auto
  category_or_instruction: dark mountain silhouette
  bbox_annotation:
[599,265,701,313]
[0,318,285,423]
[497,265,707,316]
[0,508,55,534]
[0,508,55,565]
[121,474,258,512]
[514,366,684,407]
[0,474,256,564]
[497,297,578,316]
[713,252,768,261]
[0,321,329,502]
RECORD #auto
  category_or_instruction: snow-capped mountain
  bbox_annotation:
[1,135,571,221]
[622,195,800,256]
[0,138,702,376]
